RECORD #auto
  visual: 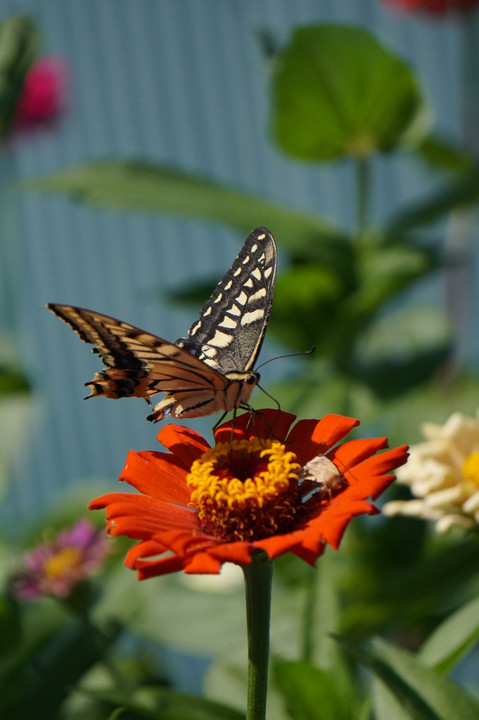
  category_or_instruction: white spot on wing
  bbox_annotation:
[234,268,242,277]
[208,329,234,347]
[190,321,202,335]
[236,291,247,305]
[264,267,273,279]
[204,306,212,316]
[219,316,237,329]
[224,280,232,290]
[244,278,254,288]
[228,304,241,316]
[203,357,220,369]
[214,293,223,304]
[252,268,262,281]
[202,346,217,357]
[241,309,264,326]
[249,288,267,302]
[251,243,258,252]
[242,255,250,264]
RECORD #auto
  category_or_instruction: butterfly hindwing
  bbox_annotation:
[177,227,277,373]
[47,226,277,422]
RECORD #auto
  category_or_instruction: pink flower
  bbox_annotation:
[384,0,479,15]
[11,519,110,601]
[12,56,68,131]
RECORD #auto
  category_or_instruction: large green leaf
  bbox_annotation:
[271,24,424,161]
[419,594,479,674]
[25,161,347,259]
[345,637,479,720]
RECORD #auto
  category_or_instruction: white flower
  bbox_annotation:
[383,410,479,533]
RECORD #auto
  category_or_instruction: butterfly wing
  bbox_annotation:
[46,304,233,420]
[177,226,277,373]
[48,226,277,422]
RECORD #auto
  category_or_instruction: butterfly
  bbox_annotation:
[47,226,277,423]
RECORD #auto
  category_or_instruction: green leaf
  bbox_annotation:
[0,595,21,660]
[88,688,246,720]
[0,15,39,135]
[0,365,30,394]
[419,594,479,674]
[24,160,345,256]
[417,135,474,175]
[345,637,479,720]
[271,24,425,161]
[273,660,353,720]
[349,243,438,320]
[385,163,479,237]
[354,307,450,397]
[266,263,344,351]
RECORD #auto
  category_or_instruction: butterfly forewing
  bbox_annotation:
[47,227,277,422]
[177,226,277,373]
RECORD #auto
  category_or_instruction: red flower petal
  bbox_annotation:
[288,415,360,465]
[90,410,408,578]
[342,445,409,500]
[125,539,168,567]
[330,437,388,474]
[156,425,211,468]
[214,408,296,445]
[119,449,191,504]
[137,554,187,578]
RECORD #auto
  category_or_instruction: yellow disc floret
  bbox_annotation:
[187,438,302,541]
[462,451,479,489]
[43,547,82,579]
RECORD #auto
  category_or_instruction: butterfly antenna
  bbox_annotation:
[255,346,315,372]
[256,382,281,412]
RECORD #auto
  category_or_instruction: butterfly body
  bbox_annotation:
[48,227,277,422]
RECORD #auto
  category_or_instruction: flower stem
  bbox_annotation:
[242,554,274,720]
[355,156,371,240]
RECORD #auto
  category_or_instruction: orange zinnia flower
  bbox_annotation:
[90,410,408,577]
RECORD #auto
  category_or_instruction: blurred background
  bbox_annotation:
[2,0,476,530]
[2,2,479,718]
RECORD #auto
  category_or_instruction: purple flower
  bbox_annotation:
[11,519,110,601]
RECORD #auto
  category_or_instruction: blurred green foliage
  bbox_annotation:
[0,14,39,135]
[8,18,479,720]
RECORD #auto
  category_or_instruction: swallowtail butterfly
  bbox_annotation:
[47,226,277,423]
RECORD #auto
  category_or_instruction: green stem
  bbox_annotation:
[243,554,274,720]
[355,156,371,239]
[301,567,317,663]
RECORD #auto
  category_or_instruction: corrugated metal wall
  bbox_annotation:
[0,0,470,531]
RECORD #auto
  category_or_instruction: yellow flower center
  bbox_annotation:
[186,438,302,542]
[43,547,82,579]
[462,451,479,487]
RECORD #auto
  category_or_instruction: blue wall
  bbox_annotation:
[0,0,470,530]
